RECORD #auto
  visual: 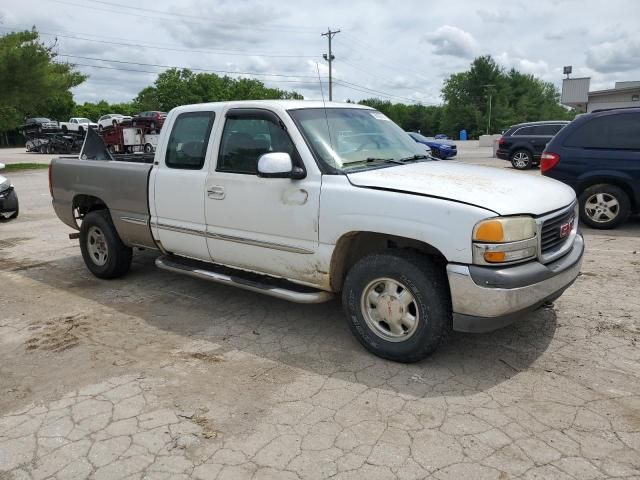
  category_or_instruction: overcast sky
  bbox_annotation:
[2,0,639,105]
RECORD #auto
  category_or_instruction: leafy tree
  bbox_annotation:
[361,55,575,139]
[132,68,303,112]
[0,29,85,140]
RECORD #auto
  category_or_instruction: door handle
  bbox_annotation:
[207,186,225,200]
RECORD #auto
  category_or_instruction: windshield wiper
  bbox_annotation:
[395,154,431,163]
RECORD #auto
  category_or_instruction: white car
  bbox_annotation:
[97,114,132,131]
[59,118,98,133]
[50,100,584,362]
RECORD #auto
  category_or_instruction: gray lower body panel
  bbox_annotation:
[447,234,584,333]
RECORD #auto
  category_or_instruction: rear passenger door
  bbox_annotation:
[150,110,217,260]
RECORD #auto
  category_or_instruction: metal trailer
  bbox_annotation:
[25,132,85,154]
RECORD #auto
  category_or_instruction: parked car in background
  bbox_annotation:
[0,162,19,220]
[542,107,640,229]
[131,111,167,131]
[497,120,569,170]
[60,117,98,134]
[407,132,457,159]
[19,118,59,136]
[97,114,132,131]
[434,133,449,140]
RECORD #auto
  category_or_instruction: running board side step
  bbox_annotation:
[155,255,333,304]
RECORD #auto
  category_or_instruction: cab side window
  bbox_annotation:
[218,115,297,174]
[165,112,215,170]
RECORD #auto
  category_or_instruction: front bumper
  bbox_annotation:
[0,187,19,216]
[496,150,509,160]
[447,234,584,333]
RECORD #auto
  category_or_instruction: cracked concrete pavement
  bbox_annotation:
[1,148,640,479]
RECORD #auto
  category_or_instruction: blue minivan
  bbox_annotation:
[542,108,640,229]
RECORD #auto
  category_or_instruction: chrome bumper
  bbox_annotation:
[447,234,584,332]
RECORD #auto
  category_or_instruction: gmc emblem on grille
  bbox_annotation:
[560,219,574,238]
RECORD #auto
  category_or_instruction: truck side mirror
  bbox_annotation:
[257,152,305,179]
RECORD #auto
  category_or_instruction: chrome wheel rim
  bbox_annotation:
[87,226,108,266]
[512,152,530,168]
[360,278,420,342]
[585,193,619,223]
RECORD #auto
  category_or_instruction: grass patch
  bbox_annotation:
[3,163,49,172]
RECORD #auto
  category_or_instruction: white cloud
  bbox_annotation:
[424,25,479,59]
[495,52,552,80]
[586,37,640,73]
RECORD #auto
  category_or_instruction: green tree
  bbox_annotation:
[132,68,303,112]
[0,29,85,141]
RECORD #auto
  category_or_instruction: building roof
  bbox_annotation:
[589,84,640,97]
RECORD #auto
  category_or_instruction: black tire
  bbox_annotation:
[79,210,132,279]
[144,143,153,153]
[61,125,68,133]
[39,144,46,153]
[578,184,631,230]
[78,126,85,134]
[342,251,451,363]
[98,124,103,132]
[431,149,441,159]
[510,149,533,169]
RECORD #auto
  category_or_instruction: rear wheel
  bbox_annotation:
[579,184,630,229]
[144,143,153,153]
[78,126,85,134]
[510,149,532,169]
[342,251,451,363]
[79,210,132,278]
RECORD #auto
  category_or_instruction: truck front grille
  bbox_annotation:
[539,205,576,261]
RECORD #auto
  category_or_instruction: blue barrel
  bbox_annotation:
[459,129,468,140]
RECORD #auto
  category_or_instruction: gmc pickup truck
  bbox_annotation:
[50,100,584,362]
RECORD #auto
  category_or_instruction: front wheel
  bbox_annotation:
[579,184,630,229]
[80,210,132,279]
[510,149,532,169]
[342,252,451,363]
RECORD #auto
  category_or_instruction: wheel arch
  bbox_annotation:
[72,194,110,227]
[577,175,637,211]
[329,231,448,292]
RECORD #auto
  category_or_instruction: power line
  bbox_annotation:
[338,33,432,82]
[69,62,325,86]
[58,54,319,79]
[0,25,318,58]
[333,78,423,104]
[47,0,317,34]
[80,0,318,33]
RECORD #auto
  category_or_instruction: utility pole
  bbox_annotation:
[483,84,495,134]
[321,28,340,101]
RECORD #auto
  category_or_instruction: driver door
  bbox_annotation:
[204,108,322,286]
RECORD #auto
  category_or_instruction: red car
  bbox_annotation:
[131,111,167,132]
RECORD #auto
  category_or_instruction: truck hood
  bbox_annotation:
[346,161,576,216]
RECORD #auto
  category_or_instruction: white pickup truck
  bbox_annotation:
[50,100,584,362]
[59,117,98,134]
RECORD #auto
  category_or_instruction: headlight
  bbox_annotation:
[0,178,10,193]
[472,216,537,265]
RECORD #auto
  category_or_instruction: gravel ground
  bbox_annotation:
[1,145,639,479]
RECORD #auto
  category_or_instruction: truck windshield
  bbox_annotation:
[289,108,429,172]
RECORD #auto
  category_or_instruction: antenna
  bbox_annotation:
[316,62,334,154]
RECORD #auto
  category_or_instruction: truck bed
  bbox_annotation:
[50,156,157,249]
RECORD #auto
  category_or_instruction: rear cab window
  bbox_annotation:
[165,111,216,170]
